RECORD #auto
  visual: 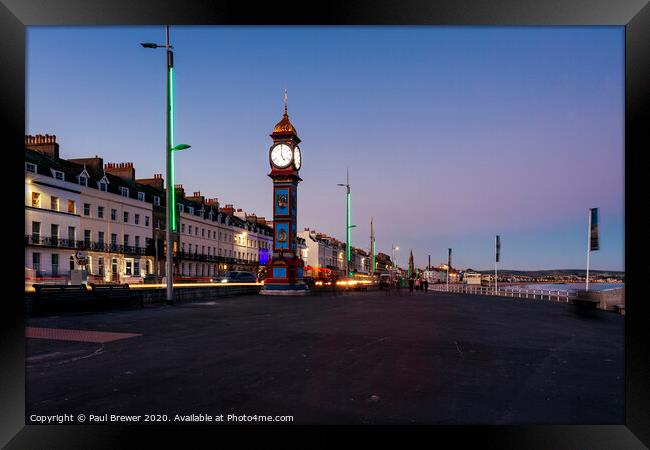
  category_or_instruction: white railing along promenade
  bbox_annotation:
[430,284,574,303]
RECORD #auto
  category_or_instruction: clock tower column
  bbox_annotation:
[260,94,309,295]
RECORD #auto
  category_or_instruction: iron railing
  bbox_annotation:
[430,283,574,303]
[25,234,147,255]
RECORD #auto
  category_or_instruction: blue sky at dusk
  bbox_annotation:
[27,26,624,271]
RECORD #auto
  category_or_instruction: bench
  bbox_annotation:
[89,283,144,309]
[32,284,91,314]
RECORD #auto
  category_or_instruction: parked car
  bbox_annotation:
[216,271,258,283]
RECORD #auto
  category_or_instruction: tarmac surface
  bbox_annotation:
[25,290,624,425]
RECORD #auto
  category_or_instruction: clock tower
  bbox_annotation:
[260,92,309,295]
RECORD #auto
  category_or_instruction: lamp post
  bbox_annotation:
[392,244,399,270]
[337,169,353,277]
[141,26,191,305]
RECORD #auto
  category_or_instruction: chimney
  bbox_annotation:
[174,184,185,199]
[205,197,220,209]
[68,156,104,174]
[104,162,135,181]
[257,216,267,226]
[136,173,164,190]
[25,134,59,160]
[186,191,206,205]
[219,203,234,215]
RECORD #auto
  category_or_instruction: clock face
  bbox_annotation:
[293,146,302,170]
[270,144,293,168]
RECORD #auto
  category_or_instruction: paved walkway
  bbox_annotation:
[26,290,624,424]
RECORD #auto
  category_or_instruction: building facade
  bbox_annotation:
[25,134,276,286]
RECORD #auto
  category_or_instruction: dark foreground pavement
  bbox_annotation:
[25,290,624,424]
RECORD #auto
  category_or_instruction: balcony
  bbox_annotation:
[173,251,257,266]
[25,235,147,256]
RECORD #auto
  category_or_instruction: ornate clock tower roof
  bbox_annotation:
[271,89,301,143]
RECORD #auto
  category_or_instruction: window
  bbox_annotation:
[124,234,130,247]
[98,257,104,276]
[51,254,59,276]
[50,196,59,211]
[83,203,90,216]
[188,206,194,215]
[111,258,118,275]
[32,253,41,272]
[145,216,150,227]
[155,219,161,229]
[53,170,64,180]
[134,214,140,225]
[125,259,133,276]
[26,162,36,173]
[99,181,107,192]
[31,221,41,241]
[67,200,76,213]
[202,228,205,238]
[68,226,75,242]
[124,211,129,223]
[119,186,129,197]
[31,192,41,208]
[98,206,104,218]
[182,224,186,233]
[111,209,117,220]
[189,244,192,253]
[98,231,105,245]
[138,192,145,202]
[178,204,184,213]
[84,230,91,246]
[111,233,118,247]
[135,236,140,248]
[79,176,88,186]
[51,224,59,242]
[195,227,198,236]
[188,225,192,234]
[134,259,140,277]
[154,196,160,206]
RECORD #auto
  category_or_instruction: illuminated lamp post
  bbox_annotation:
[141,25,190,304]
[337,169,355,277]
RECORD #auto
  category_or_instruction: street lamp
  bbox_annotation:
[392,244,399,270]
[141,25,190,305]
[337,168,353,277]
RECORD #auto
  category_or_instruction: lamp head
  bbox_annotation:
[140,43,159,48]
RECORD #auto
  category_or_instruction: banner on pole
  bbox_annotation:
[589,208,599,251]
[448,248,452,268]
[496,235,501,262]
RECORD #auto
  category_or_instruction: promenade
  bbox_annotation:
[26,290,624,424]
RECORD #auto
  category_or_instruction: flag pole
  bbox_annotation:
[586,209,591,292]
[495,236,498,295]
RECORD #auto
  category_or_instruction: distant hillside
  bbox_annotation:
[471,269,624,277]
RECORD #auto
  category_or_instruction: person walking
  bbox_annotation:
[408,276,414,295]
[423,275,429,292]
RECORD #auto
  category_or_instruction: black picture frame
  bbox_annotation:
[2,0,648,447]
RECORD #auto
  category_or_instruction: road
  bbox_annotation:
[26,290,624,424]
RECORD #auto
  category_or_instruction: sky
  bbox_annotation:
[26,26,624,271]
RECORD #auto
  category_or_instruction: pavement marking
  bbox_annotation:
[25,327,142,343]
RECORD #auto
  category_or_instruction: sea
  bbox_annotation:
[517,283,624,293]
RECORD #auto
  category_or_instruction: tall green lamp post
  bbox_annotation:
[141,25,191,305]
[338,169,355,277]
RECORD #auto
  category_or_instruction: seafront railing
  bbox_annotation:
[430,284,574,303]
